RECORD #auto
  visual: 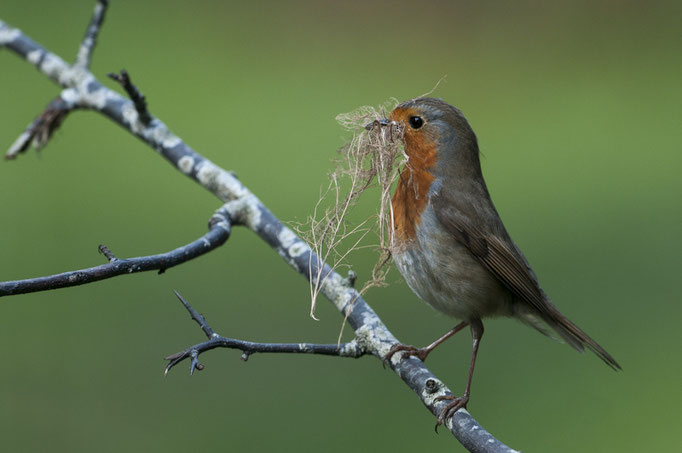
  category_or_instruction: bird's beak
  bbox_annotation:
[364,118,389,131]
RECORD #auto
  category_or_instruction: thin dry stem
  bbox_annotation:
[294,99,407,326]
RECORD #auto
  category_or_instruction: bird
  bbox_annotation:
[368,97,620,428]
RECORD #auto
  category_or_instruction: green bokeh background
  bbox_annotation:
[1,1,680,451]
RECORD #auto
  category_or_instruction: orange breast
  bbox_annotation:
[390,128,438,245]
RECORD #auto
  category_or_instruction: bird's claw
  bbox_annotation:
[382,343,431,368]
[434,394,469,431]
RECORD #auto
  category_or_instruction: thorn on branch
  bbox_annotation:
[98,244,117,262]
[342,270,357,288]
[6,96,75,160]
[107,69,152,126]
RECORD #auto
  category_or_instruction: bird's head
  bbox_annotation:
[386,97,479,179]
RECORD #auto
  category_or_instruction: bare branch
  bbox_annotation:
[0,9,519,452]
[98,244,117,262]
[172,290,216,339]
[75,0,109,68]
[0,208,231,297]
[4,0,108,159]
[164,292,367,375]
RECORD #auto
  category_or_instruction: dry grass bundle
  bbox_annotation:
[295,99,407,328]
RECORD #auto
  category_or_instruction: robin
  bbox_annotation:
[368,97,620,428]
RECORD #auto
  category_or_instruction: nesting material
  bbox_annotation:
[295,99,407,323]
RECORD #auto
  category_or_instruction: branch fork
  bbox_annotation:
[164,291,368,376]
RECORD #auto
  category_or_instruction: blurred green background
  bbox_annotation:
[1,0,681,451]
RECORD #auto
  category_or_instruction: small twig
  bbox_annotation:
[6,94,77,159]
[164,337,363,376]
[0,209,231,297]
[107,70,152,125]
[342,270,357,288]
[75,0,110,68]
[98,244,117,262]
[164,292,367,376]
[173,290,216,339]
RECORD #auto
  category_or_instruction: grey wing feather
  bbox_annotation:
[432,199,620,370]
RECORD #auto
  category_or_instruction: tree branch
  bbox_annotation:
[75,0,109,69]
[0,208,231,297]
[0,7,518,452]
[164,291,367,376]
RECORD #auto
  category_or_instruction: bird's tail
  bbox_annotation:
[544,311,621,370]
[516,304,621,370]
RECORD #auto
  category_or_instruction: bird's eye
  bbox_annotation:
[408,116,424,129]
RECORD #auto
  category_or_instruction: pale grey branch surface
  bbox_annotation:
[75,0,109,69]
[0,8,518,452]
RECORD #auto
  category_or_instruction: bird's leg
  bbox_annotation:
[435,319,484,429]
[383,321,469,365]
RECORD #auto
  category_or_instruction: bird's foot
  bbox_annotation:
[382,343,432,368]
[434,393,469,431]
